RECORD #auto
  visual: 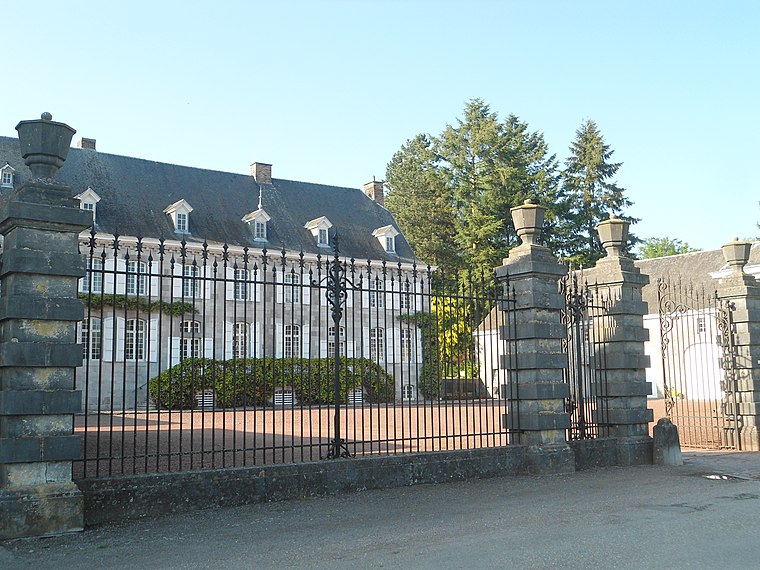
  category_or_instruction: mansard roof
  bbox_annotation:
[0,136,413,263]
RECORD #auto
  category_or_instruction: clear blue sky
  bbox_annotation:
[3,0,758,252]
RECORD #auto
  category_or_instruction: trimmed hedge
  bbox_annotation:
[149,356,395,410]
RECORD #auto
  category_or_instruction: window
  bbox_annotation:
[385,236,395,253]
[254,221,267,240]
[370,328,384,361]
[327,326,346,357]
[82,258,103,293]
[82,202,94,212]
[697,317,706,334]
[127,261,147,296]
[176,212,188,233]
[284,324,300,359]
[183,265,201,298]
[125,319,146,360]
[233,268,249,301]
[402,384,415,400]
[284,273,300,304]
[400,328,412,362]
[233,322,248,359]
[318,228,328,246]
[399,280,411,310]
[0,164,14,188]
[369,279,384,309]
[81,318,102,360]
[181,320,201,360]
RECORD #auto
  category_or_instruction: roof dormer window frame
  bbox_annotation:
[164,199,194,235]
[1,163,15,188]
[241,208,271,242]
[372,225,400,255]
[74,186,102,222]
[304,216,333,248]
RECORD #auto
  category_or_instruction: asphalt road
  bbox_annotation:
[3,451,760,569]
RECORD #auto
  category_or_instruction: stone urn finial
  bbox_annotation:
[511,198,546,247]
[15,112,77,180]
[597,213,629,257]
[721,237,752,273]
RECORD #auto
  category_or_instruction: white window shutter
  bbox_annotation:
[224,321,233,359]
[114,258,127,295]
[103,258,115,294]
[301,325,310,358]
[301,277,311,305]
[320,340,328,358]
[102,317,114,361]
[362,327,370,359]
[275,271,284,304]
[252,322,261,358]
[172,263,183,299]
[148,319,159,362]
[115,318,125,361]
[169,337,180,367]
[225,267,235,301]
[204,338,214,358]
[346,338,355,358]
[275,323,283,357]
[386,327,397,363]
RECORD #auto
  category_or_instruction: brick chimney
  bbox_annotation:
[77,137,96,150]
[250,162,272,185]
[363,178,384,206]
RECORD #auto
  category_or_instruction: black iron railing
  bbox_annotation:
[561,274,612,440]
[74,232,518,479]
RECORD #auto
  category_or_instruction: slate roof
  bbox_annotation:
[0,136,415,263]
[635,243,760,311]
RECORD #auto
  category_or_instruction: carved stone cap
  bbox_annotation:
[597,214,629,258]
[510,198,546,247]
[15,112,76,180]
[721,237,752,273]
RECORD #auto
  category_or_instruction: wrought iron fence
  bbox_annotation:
[561,274,612,440]
[656,277,739,449]
[73,232,518,479]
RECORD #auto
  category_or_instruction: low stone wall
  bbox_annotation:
[79,440,653,526]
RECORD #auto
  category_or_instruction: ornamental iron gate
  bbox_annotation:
[561,275,612,440]
[73,232,518,479]
[657,278,740,449]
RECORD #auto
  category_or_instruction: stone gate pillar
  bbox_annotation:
[0,114,91,538]
[495,200,573,473]
[584,216,653,464]
[716,239,760,451]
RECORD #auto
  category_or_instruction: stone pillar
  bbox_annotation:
[495,200,573,474]
[0,113,91,538]
[716,239,760,451]
[583,215,653,465]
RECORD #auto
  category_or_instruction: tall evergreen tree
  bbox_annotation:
[385,134,458,269]
[562,119,638,267]
[386,99,565,275]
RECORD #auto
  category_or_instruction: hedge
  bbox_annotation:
[149,356,395,410]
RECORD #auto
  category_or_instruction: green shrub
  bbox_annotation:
[149,356,395,410]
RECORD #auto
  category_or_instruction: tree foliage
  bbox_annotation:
[385,102,637,274]
[638,237,701,259]
[386,99,566,276]
[561,119,639,267]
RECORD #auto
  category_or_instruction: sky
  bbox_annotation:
[2,0,758,252]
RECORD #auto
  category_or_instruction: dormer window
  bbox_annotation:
[241,208,271,242]
[74,186,101,222]
[304,216,333,248]
[176,212,188,232]
[164,199,194,234]
[372,225,400,255]
[1,163,15,188]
